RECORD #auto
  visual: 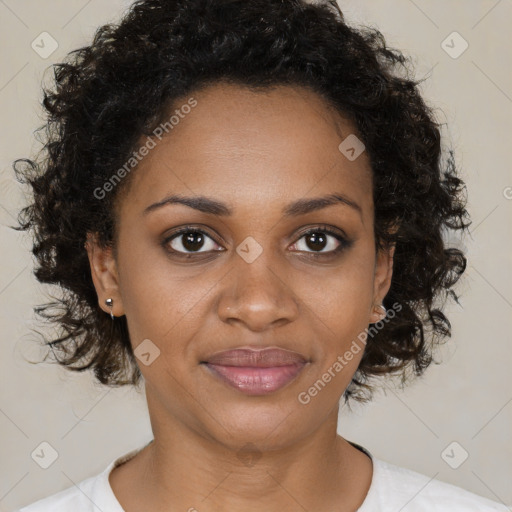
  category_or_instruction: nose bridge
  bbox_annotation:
[217,240,299,330]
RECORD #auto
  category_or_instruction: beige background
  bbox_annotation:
[1,1,511,510]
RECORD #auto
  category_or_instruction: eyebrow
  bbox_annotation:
[143,193,362,218]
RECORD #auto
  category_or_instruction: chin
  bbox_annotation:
[198,399,310,451]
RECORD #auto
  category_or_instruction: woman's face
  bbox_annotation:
[89,82,394,450]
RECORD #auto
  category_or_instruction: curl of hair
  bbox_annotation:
[13,0,470,402]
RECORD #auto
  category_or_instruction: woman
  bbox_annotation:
[13,0,508,510]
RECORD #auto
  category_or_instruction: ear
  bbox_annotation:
[85,232,124,317]
[369,242,395,323]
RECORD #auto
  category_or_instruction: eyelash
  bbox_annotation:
[162,224,353,260]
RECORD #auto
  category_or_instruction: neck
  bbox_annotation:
[110,393,373,512]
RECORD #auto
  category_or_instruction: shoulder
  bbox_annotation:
[15,443,149,512]
[15,462,121,512]
[15,473,102,512]
[366,458,509,511]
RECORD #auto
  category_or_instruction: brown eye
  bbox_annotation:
[290,227,351,255]
[164,228,222,255]
[302,232,330,252]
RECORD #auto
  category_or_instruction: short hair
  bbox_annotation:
[13,0,470,404]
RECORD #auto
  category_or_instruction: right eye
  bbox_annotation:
[162,227,224,256]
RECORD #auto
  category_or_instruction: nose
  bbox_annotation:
[216,254,300,332]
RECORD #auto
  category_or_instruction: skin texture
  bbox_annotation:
[86,82,395,512]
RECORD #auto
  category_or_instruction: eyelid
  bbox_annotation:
[293,223,348,241]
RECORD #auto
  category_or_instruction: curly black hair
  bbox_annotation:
[12,0,470,404]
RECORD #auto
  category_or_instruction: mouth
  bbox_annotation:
[200,348,309,396]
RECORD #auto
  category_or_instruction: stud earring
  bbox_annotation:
[105,298,114,320]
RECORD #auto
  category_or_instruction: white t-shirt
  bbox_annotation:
[16,440,509,511]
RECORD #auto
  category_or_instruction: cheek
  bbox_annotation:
[116,241,220,358]
[302,250,375,341]
[298,247,375,387]
[295,285,372,411]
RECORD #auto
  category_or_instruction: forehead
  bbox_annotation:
[119,82,373,220]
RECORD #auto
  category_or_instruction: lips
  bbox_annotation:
[202,348,308,395]
[205,348,307,367]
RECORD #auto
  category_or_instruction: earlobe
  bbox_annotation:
[370,243,395,323]
[84,232,124,317]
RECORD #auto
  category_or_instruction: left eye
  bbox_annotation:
[290,229,346,254]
